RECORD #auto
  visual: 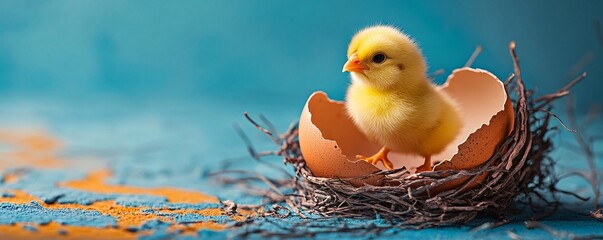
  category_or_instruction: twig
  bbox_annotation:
[233,123,260,159]
[428,69,445,80]
[536,109,576,133]
[244,112,279,145]
[591,208,603,222]
[534,72,587,104]
[232,122,293,177]
[259,114,280,137]
[504,73,516,86]
[464,45,482,67]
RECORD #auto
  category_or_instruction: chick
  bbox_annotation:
[342,25,462,172]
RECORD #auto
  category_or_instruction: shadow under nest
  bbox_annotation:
[224,42,588,235]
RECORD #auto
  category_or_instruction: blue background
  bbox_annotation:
[0,1,602,108]
[0,1,602,239]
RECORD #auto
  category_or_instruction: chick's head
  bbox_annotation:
[343,25,427,90]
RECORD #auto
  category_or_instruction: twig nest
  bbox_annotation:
[298,68,514,189]
[231,43,572,233]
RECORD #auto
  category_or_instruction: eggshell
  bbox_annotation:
[431,68,515,192]
[434,68,515,170]
[298,68,514,189]
[298,91,382,186]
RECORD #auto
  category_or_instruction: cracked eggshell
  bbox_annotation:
[430,68,515,191]
[298,68,514,189]
[433,68,515,171]
[298,91,382,186]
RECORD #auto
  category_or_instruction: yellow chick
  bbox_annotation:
[342,25,462,172]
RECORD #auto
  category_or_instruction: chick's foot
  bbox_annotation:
[415,155,432,173]
[356,147,393,170]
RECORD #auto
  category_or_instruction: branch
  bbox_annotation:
[534,72,587,103]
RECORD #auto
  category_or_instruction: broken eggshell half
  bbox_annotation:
[298,67,515,188]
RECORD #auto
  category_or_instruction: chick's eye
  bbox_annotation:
[372,53,386,64]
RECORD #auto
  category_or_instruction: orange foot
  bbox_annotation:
[356,147,393,170]
[415,155,432,173]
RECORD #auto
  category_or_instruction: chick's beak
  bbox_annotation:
[342,53,369,73]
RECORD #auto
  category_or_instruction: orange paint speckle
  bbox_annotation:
[0,131,63,168]
[61,169,218,204]
[2,172,21,184]
[1,190,227,238]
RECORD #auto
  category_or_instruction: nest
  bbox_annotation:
[233,42,587,232]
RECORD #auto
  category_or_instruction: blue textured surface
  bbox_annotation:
[0,202,116,227]
[0,0,601,239]
[174,214,231,225]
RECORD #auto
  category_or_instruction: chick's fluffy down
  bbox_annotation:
[344,25,462,158]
